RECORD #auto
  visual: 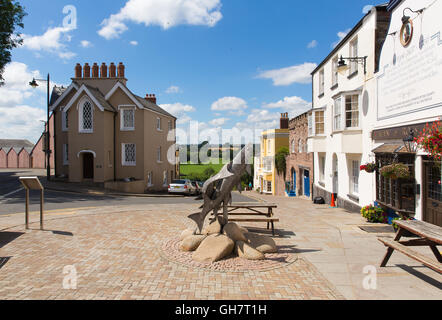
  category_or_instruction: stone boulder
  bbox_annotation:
[180,235,207,252]
[245,232,278,254]
[222,222,247,242]
[235,241,265,260]
[180,229,195,241]
[193,234,234,263]
[202,218,222,235]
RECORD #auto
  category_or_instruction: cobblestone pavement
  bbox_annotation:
[0,203,343,300]
[0,192,441,300]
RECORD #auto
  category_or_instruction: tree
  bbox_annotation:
[275,147,290,178]
[0,0,26,84]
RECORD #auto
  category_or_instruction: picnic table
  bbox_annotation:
[226,202,279,236]
[379,220,442,273]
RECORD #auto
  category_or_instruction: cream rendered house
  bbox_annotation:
[50,62,177,193]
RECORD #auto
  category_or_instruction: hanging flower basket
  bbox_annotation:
[360,163,377,173]
[380,163,411,180]
[415,121,442,160]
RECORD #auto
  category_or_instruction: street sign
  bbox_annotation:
[19,177,44,230]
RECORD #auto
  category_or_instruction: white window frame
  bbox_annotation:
[345,94,360,129]
[319,155,326,183]
[319,69,325,96]
[168,120,173,132]
[62,109,68,132]
[349,37,359,74]
[157,117,162,131]
[119,105,136,131]
[332,56,339,87]
[315,111,325,135]
[308,113,313,136]
[78,97,94,134]
[63,144,69,166]
[122,143,136,166]
[157,146,162,163]
[350,159,360,196]
[334,97,342,132]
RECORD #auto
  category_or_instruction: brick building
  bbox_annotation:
[284,112,313,198]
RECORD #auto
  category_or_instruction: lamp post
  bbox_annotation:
[29,74,51,181]
[337,55,368,75]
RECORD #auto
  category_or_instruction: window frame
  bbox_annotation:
[156,117,162,131]
[119,105,136,131]
[122,143,136,167]
[319,155,326,183]
[318,69,325,96]
[345,95,360,129]
[63,144,69,166]
[349,159,360,196]
[157,146,162,163]
[334,97,342,132]
[349,37,359,75]
[331,56,339,88]
[62,109,68,132]
[315,111,325,135]
[78,97,94,134]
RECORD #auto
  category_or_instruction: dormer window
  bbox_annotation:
[79,98,93,133]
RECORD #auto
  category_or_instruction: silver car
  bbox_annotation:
[168,179,197,195]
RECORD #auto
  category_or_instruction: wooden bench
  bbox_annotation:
[211,203,279,236]
[379,220,442,274]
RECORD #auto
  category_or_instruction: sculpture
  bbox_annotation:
[188,143,254,233]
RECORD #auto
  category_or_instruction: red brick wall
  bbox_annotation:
[18,150,31,168]
[0,149,6,168]
[31,114,54,169]
[7,150,18,168]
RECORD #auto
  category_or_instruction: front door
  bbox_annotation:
[304,170,311,197]
[423,160,442,227]
[83,153,94,180]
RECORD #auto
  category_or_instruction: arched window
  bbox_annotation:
[298,139,303,153]
[79,98,93,133]
[291,140,296,154]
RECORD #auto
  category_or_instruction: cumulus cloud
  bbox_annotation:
[160,102,196,125]
[0,62,51,142]
[263,96,311,118]
[130,40,138,46]
[257,62,317,86]
[80,40,93,48]
[332,28,351,48]
[22,26,76,59]
[209,117,229,126]
[307,40,318,48]
[98,0,223,39]
[211,97,248,116]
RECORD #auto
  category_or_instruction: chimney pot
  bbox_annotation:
[145,93,157,104]
[75,63,82,78]
[100,63,108,78]
[117,62,125,78]
[280,112,289,129]
[92,63,99,78]
[83,63,91,78]
[109,63,116,78]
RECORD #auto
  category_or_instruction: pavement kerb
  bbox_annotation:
[44,186,186,198]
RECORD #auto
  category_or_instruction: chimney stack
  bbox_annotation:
[117,62,125,78]
[83,63,91,78]
[75,63,82,78]
[280,112,289,129]
[92,63,99,78]
[100,63,108,78]
[145,94,157,104]
[109,63,116,77]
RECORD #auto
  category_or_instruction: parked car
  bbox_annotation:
[168,179,197,196]
[191,181,203,195]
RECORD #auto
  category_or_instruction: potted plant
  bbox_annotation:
[360,162,377,173]
[415,121,442,161]
[361,205,388,223]
[380,163,411,180]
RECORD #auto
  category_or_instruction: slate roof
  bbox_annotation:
[84,85,116,112]
[0,139,34,149]
[134,95,176,119]
[50,86,68,106]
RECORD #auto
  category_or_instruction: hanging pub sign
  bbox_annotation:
[400,19,413,47]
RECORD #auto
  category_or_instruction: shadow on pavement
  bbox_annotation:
[246,227,296,238]
[397,264,442,290]
[0,232,24,248]
[277,245,321,254]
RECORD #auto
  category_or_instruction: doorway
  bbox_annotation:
[83,153,94,180]
[304,170,311,197]
[423,160,442,227]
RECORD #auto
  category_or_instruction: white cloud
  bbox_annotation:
[22,26,76,60]
[263,96,311,118]
[130,40,138,46]
[363,5,374,14]
[160,102,196,125]
[209,117,229,126]
[211,97,248,116]
[165,85,182,94]
[0,62,51,142]
[98,0,223,40]
[307,40,318,49]
[332,28,351,48]
[80,40,93,48]
[257,62,317,86]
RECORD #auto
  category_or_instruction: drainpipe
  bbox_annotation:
[114,111,117,181]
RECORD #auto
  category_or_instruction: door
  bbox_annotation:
[423,161,442,227]
[83,153,94,180]
[304,170,311,197]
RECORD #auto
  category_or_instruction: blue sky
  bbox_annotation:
[0,0,378,143]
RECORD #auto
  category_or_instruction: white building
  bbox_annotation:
[309,4,392,212]
[372,0,442,226]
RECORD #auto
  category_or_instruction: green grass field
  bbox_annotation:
[180,163,224,178]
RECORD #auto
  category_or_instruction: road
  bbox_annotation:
[0,169,256,215]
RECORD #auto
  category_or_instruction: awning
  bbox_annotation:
[372,144,410,154]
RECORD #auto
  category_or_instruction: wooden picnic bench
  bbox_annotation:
[226,203,279,236]
[378,220,442,273]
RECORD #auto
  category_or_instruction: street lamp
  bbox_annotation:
[337,55,368,75]
[402,7,424,24]
[403,129,417,153]
[29,74,51,181]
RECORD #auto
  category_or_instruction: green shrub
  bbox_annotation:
[361,205,388,223]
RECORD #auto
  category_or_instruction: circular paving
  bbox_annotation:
[160,237,298,273]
